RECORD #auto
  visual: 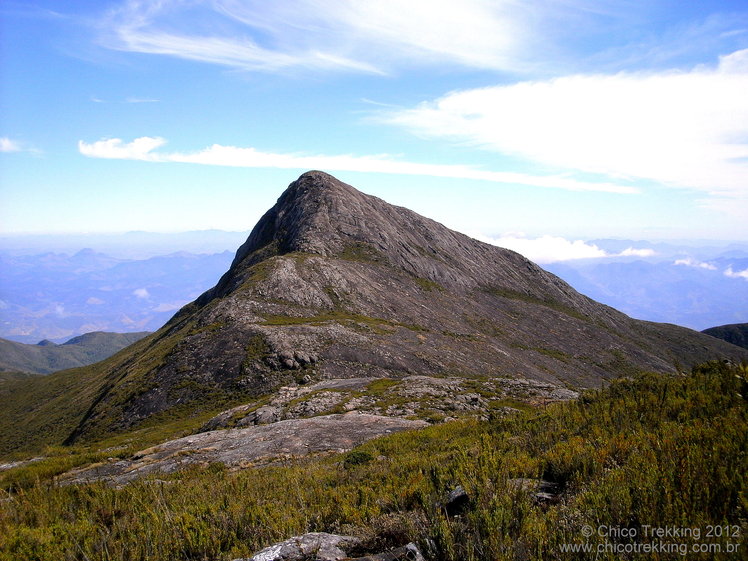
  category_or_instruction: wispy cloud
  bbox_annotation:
[0,137,22,152]
[90,96,159,104]
[470,233,653,263]
[98,0,533,75]
[383,49,748,210]
[132,287,150,299]
[125,97,159,103]
[674,257,717,270]
[79,136,637,194]
[153,301,186,312]
[1,136,41,155]
[95,1,748,77]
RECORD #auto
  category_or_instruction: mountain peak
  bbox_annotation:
[231,171,364,263]
[42,171,746,443]
[203,171,582,306]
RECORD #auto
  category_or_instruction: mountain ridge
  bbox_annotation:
[0,331,150,375]
[702,322,748,349]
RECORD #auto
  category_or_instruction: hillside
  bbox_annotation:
[0,171,745,456]
[702,322,748,350]
[0,331,150,375]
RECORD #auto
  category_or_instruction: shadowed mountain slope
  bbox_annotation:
[702,323,748,350]
[1,171,745,453]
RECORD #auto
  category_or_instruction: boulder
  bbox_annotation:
[240,532,361,561]
[444,485,469,516]
[235,534,425,561]
[507,478,561,504]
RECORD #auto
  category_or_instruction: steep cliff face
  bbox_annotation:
[58,171,746,442]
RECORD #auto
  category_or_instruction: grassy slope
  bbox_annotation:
[0,331,150,375]
[0,325,185,458]
[0,308,269,459]
[0,372,40,383]
[0,361,745,561]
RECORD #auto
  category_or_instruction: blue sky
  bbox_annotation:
[1,0,748,261]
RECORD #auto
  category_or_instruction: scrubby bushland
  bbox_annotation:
[1,360,745,560]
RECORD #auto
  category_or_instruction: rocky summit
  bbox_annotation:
[52,171,746,443]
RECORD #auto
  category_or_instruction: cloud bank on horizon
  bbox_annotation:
[2,0,747,239]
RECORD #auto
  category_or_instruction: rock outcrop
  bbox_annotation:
[232,532,425,561]
[62,413,427,486]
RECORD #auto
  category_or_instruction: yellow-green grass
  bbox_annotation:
[1,361,745,561]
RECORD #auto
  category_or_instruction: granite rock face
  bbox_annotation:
[61,171,748,442]
[62,413,427,486]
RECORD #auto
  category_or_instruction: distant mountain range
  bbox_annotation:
[0,331,150,375]
[0,250,234,343]
[545,244,748,330]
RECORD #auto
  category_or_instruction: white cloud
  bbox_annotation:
[100,0,529,74]
[79,137,166,159]
[153,302,186,312]
[725,266,748,280]
[674,258,717,270]
[472,233,607,263]
[619,247,656,257]
[78,136,636,194]
[86,296,105,305]
[1,137,22,152]
[471,233,659,263]
[132,288,150,299]
[384,49,748,207]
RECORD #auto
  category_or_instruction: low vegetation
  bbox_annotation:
[1,361,745,560]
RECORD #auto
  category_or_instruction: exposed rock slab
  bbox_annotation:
[62,413,427,486]
[0,457,43,472]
